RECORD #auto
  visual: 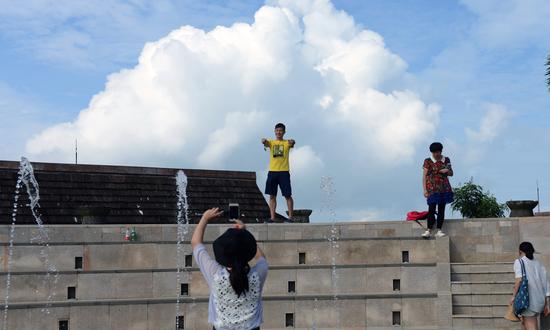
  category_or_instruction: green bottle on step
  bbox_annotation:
[130,227,138,241]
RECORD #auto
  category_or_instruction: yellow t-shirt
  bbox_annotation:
[268,139,291,172]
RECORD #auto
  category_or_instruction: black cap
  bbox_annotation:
[213,228,257,267]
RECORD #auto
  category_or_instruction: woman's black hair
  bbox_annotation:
[429,142,443,152]
[229,261,250,297]
[212,228,257,297]
[275,123,286,131]
[519,241,535,260]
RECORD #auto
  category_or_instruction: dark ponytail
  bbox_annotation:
[229,260,250,297]
[519,241,535,260]
[212,228,257,297]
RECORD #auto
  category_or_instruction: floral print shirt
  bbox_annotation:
[423,156,453,195]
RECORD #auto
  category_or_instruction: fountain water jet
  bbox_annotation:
[3,157,59,330]
[320,176,340,330]
[175,170,191,329]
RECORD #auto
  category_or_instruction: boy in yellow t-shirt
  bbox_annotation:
[261,123,295,223]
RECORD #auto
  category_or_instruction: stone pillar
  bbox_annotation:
[506,200,538,217]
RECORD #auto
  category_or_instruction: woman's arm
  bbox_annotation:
[509,277,522,305]
[255,245,266,260]
[544,267,550,316]
[446,159,454,177]
[191,208,223,249]
[439,158,453,176]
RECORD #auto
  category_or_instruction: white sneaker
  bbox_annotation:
[435,230,446,238]
[421,230,431,238]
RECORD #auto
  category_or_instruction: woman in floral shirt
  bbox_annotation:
[421,142,453,238]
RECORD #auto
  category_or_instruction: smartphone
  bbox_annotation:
[229,203,240,221]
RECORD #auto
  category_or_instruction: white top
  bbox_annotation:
[514,256,550,313]
[193,244,268,330]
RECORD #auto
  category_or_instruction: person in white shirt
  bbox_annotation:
[510,242,550,330]
[191,208,268,330]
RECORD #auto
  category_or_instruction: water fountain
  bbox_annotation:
[311,252,321,329]
[175,170,191,329]
[320,176,340,329]
[2,157,59,330]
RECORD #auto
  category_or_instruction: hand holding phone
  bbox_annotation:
[229,203,240,221]
[233,219,246,230]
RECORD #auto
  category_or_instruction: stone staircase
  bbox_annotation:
[451,262,521,330]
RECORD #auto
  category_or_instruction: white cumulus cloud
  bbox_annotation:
[198,111,268,167]
[25,0,441,220]
[461,0,550,49]
[457,103,511,167]
[466,103,510,143]
[290,145,324,177]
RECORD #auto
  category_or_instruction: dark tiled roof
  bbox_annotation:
[0,160,270,224]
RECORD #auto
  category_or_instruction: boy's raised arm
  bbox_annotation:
[261,138,270,148]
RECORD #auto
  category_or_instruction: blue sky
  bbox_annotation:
[1,0,549,221]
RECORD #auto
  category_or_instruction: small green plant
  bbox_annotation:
[451,178,507,218]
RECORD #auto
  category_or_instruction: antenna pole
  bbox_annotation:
[75,139,78,165]
[537,180,540,213]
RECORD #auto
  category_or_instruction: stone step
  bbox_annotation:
[451,262,514,274]
[452,314,521,330]
[0,261,437,276]
[4,292,438,309]
[452,292,510,305]
[452,304,508,316]
[0,227,439,244]
[451,281,515,294]
[451,271,514,282]
[0,266,438,302]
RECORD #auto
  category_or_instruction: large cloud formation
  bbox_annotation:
[26,0,440,220]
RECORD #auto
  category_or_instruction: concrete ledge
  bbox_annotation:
[2,217,538,226]
[5,293,438,309]
[451,271,514,274]
[0,236,438,246]
[0,262,438,276]
[451,262,513,265]
[452,292,510,295]
[454,303,508,307]
[452,315,509,319]
[451,281,514,284]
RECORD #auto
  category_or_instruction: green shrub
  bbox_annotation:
[451,179,507,218]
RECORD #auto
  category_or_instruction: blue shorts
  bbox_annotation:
[265,171,292,197]
[518,309,539,317]
[427,191,454,205]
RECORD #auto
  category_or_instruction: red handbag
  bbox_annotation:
[406,211,429,221]
[406,211,429,229]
